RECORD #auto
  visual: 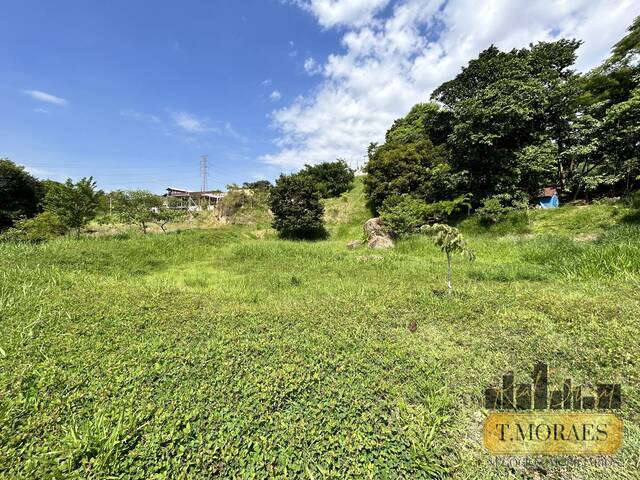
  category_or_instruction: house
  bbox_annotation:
[537,186,560,209]
[164,187,226,211]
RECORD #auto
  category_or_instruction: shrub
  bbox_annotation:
[299,160,354,198]
[380,194,471,237]
[626,190,640,210]
[269,174,326,239]
[0,211,67,243]
[476,193,529,225]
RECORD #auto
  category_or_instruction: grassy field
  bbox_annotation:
[1,182,639,479]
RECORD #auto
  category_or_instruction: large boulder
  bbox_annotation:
[364,217,394,249]
[368,235,394,249]
[363,217,385,239]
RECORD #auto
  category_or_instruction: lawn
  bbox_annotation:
[1,189,639,479]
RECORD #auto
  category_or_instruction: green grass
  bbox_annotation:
[1,194,639,479]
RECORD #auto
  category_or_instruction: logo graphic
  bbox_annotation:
[483,363,623,455]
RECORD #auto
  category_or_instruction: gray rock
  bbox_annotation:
[363,217,385,239]
[368,235,394,249]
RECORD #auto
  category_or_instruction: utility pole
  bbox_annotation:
[200,154,208,192]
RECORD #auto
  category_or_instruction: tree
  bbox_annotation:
[269,174,325,239]
[431,41,582,200]
[607,16,640,67]
[0,158,44,231]
[113,190,163,234]
[298,160,355,198]
[364,136,466,212]
[242,180,273,192]
[600,87,640,192]
[44,177,99,238]
[421,224,475,292]
[152,207,185,233]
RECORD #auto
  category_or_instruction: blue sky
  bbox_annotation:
[1,0,636,193]
[1,0,340,192]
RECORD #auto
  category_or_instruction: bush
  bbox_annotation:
[475,193,529,225]
[0,211,67,243]
[380,194,471,237]
[299,160,354,198]
[626,190,640,210]
[269,174,326,239]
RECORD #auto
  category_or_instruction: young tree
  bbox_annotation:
[152,206,185,233]
[44,177,99,238]
[113,190,163,234]
[0,158,44,231]
[269,174,325,239]
[421,223,475,292]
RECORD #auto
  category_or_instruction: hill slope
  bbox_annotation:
[0,186,639,478]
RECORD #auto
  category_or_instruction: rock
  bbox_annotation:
[363,217,385,239]
[363,218,394,249]
[347,239,364,249]
[368,235,394,249]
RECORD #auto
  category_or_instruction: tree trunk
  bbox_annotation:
[447,251,452,292]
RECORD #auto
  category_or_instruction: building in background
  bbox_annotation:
[164,187,226,211]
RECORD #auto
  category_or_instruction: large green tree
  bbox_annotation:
[298,160,355,199]
[0,158,44,231]
[565,16,640,197]
[364,103,465,212]
[269,174,325,239]
[431,40,582,200]
[44,177,100,237]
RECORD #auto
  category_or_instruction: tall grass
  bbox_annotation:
[1,201,639,478]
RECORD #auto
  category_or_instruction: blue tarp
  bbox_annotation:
[539,194,559,209]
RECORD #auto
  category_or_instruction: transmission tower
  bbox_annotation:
[200,154,208,192]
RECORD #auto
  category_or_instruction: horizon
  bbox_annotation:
[1,0,637,193]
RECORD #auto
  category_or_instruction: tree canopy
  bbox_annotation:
[0,158,44,231]
[365,19,640,213]
[269,174,325,239]
[44,177,100,237]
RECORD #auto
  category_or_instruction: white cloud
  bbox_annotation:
[304,57,323,75]
[23,90,68,106]
[292,0,392,28]
[121,109,161,124]
[171,111,220,133]
[262,78,273,86]
[270,90,283,101]
[264,0,638,169]
[33,108,51,115]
